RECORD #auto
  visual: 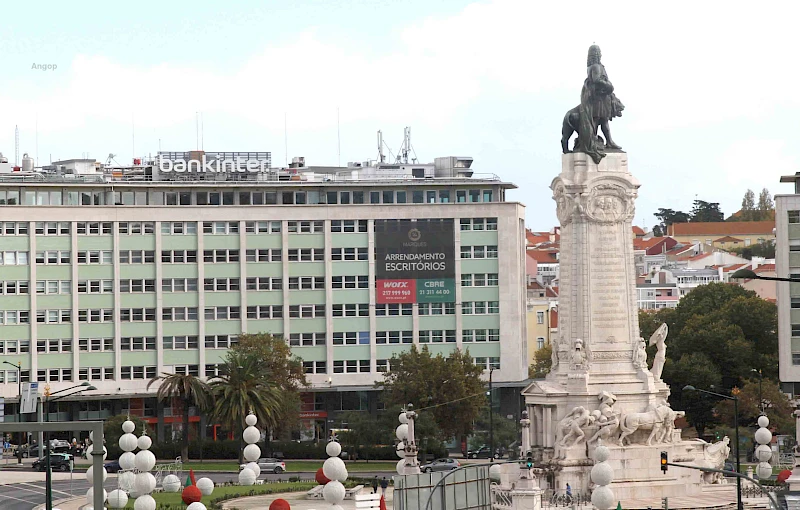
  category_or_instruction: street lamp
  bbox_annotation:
[751,369,764,415]
[729,268,800,282]
[487,368,495,463]
[684,385,742,510]
[2,361,22,464]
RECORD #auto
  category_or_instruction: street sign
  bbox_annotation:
[21,382,39,414]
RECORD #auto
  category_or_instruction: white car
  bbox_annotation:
[239,458,287,474]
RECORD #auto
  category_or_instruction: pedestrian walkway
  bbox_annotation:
[221,487,394,510]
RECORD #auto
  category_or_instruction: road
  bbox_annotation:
[0,470,397,510]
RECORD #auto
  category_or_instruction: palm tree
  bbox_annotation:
[147,373,212,462]
[209,351,286,461]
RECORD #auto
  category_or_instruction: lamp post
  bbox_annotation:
[43,382,95,510]
[2,361,22,464]
[751,368,764,415]
[488,368,494,463]
[730,268,800,283]
[684,385,741,510]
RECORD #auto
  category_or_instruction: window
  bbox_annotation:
[245,249,282,262]
[1,281,30,295]
[331,220,368,233]
[790,211,800,224]
[161,221,198,235]
[331,248,368,261]
[204,278,241,291]
[302,361,327,374]
[793,324,800,337]
[161,250,198,263]
[4,222,30,235]
[120,366,157,380]
[202,221,240,234]
[289,333,326,346]
[245,277,282,291]
[120,337,157,351]
[332,304,369,317]
[245,221,281,233]
[203,307,241,320]
[418,303,455,315]
[376,360,389,373]
[793,353,800,365]
[332,276,369,289]
[77,309,114,323]
[375,304,412,316]
[118,222,155,234]
[289,305,325,318]
[287,249,324,262]
[35,310,69,324]
[37,339,72,353]
[287,221,323,233]
[288,277,325,290]
[376,331,413,344]
[173,365,200,376]
[162,278,199,292]
[78,338,114,352]
[162,307,199,321]
[0,251,29,265]
[203,249,240,263]
[204,335,238,349]
[537,337,545,349]
[118,250,155,264]
[119,308,157,322]
[246,305,283,319]
[460,245,498,259]
[76,222,112,235]
[78,280,114,293]
[33,222,69,235]
[35,250,71,265]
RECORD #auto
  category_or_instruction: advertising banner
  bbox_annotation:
[20,382,38,414]
[375,219,455,304]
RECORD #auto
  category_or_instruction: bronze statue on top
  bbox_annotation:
[561,45,625,163]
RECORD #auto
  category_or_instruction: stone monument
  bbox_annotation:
[523,45,726,502]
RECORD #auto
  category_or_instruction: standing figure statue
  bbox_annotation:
[649,323,668,381]
[562,45,625,163]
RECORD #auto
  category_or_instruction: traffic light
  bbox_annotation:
[526,455,534,469]
[660,451,668,473]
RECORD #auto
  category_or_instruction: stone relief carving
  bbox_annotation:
[618,400,684,446]
[583,184,636,224]
[559,406,591,447]
[649,323,668,381]
[572,339,587,369]
[592,351,633,361]
[697,437,731,484]
[553,184,577,225]
[632,338,648,369]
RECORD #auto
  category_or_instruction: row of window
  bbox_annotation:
[462,301,500,314]
[31,335,240,353]
[459,218,498,231]
[461,273,500,287]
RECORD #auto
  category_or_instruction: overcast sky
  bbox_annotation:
[1,0,799,229]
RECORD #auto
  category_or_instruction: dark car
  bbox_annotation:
[466,446,504,459]
[33,453,73,472]
[104,459,121,473]
[420,458,460,473]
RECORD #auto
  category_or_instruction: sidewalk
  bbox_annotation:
[222,487,394,510]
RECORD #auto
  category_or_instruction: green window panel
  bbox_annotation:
[419,316,457,329]
[332,345,370,361]
[204,349,228,364]
[163,350,200,365]
[80,323,116,338]
[0,356,31,370]
[460,231,499,245]
[78,295,115,309]
[35,238,70,251]
[204,265,241,279]
[791,309,800,324]
[37,354,72,369]
[789,224,800,240]
[1,237,30,250]
[119,294,157,308]
[1,325,31,341]
[332,290,369,304]
[77,237,114,250]
[460,260,500,274]
[79,352,115,366]
[461,287,501,301]
[204,236,240,249]
[288,235,325,249]
[289,318,326,334]
[205,292,243,307]
[332,317,369,331]
[162,265,199,278]
[461,343,501,357]
[245,263,282,277]
[38,324,73,339]
[120,351,158,365]
[289,290,326,306]
[331,262,369,276]
[288,263,325,277]
[119,322,157,337]
[290,346,327,362]
[376,345,412,358]
[245,292,282,306]
[245,236,282,249]
[791,253,800,268]
[37,266,70,280]
[461,315,501,330]
[205,320,243,336]
[78,266,114,280]
[792,338,800,352]
[162,321,200,336]
[118,237,154,250]
[120,266,156,279]
[426,345,458,358]
[162,293,199,308]
[161,236,198,250]
[245,321,284,336]
[374,317,414,330]
[0,295,31,310]
[330,233,369,249]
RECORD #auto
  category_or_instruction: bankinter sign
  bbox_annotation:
[375,219,455,304]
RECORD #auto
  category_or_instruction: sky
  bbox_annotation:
[1,0,800,229]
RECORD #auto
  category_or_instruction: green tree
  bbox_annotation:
[377,345,485,442]
[209,350,286,462]
[668,353,722,436]
[729,243,777,260]
[716,379,795,434]
[147,373,212,462]
[468,408,519,452]
[653,208,690,236]
[690,200,724,222]
[338,410,444,461]
[104,414,152,459]
[757,188,774,220]
[528,342,552,379]
[740,189,756,221]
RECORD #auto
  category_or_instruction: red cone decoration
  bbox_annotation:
[315,467,330,485]
[380,495,387,510]
[181,485,202,505]
[269,499,291,510]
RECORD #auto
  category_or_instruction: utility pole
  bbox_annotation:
[489,368,494,463]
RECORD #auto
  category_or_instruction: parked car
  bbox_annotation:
[465,446,504,459]
[22,444,71,458]
[420,458,460,473]
[104,459,122,473]
[33,453,73,472]
[239,458,287,474]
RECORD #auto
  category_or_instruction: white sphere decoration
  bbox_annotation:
[326,441,342,457]
[396,443,405,458]
[245,462,261,478]
[243,443,261,462]
[187,503,207,510]
[239,467,257,486]
[395,424,409,441]
[107,489,129,509]
[118,471,136,491]
[119,451,136,471]
[119,433,138,452]
[591,462,614,486]
[196,477,215,496]
[89,431,94,443]
[757,462,773,480]
[243,426,260,444]
[758,415,770,428]
[756,444,773,462]
[594,444,610,463]
[134,494,156,510]
[591,485,615,510]
[85,465,108,483]
[398,412,408,425]
[755,427,772,445]
[85,487,108,506]
[122,420,136,433]
[245,414,257,426]
[396,458,407,474]
[135,449,157,472]
[322,480,346,504]
[134,472,157,494]
[129,488,143,499]
[323,456,348,482]
[489,464,502,481]
[85,444,108,461]
[162,474,181,493]
[137,434,152,451]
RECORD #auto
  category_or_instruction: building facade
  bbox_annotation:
[0,153,528,440]
[777,176,800,397]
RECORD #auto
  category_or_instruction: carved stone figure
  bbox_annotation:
[618,403,675,446]
[632,338,648,369]
[572,339,586,368]
[588,413,619,445]
[649,323,668,381]
[551,339,560,369]
[559,406,592,447]
[699,437,731,484]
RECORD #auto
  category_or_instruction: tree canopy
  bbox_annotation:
[653,208,691,237]
[376,345,485,441]
[689,200,724,222]
[733,188,774,221]
[147,372,212,461]
[529,342,552,379]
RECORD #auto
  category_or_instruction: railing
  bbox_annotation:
[542,490,591,508]
[490,484,513,509]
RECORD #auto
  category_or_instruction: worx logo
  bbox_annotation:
[382,281,409,288]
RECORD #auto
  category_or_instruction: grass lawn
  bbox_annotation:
[123,482,316,509]
[178,460,398,473]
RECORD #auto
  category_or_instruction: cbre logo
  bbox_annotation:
[382,281,409,289]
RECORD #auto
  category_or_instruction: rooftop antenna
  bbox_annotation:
[395,126,417,164]
[377,130,385,163]
[14,125,19,166]
[284,112,288,167]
